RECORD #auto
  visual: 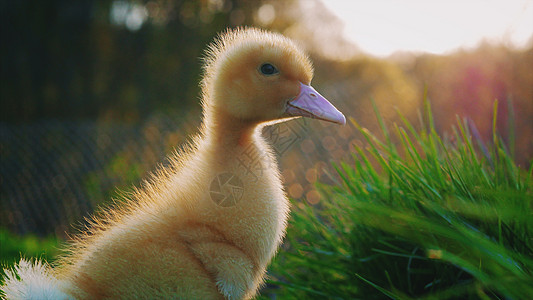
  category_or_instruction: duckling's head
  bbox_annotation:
[202,27,345,127]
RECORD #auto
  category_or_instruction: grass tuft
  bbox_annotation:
[264,98,532,299]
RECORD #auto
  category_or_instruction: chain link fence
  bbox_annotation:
[0,113,195,237]
[1,112,351,238]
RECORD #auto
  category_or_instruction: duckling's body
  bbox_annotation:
[2,28,345,299]
[57,123,288,299]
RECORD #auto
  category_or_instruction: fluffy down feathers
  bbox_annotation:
[2,259,72,300]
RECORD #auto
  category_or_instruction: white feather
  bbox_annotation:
[2,259,72,300]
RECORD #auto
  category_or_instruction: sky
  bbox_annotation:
[321,0,533,56]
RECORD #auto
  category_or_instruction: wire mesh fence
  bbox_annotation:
[1,112,352,238]
[0,114,194,237]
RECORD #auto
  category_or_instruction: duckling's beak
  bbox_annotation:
[286,83,346,125]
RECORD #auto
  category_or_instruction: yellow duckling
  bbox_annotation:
[2,27,345,299]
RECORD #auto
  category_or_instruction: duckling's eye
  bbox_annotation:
[260,63,279,76]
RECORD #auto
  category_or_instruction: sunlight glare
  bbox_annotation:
[321,0,533,56]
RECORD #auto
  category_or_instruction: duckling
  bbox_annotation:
[1,27,345,300]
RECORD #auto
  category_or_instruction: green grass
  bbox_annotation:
[0,229,60,266]
[0,228,60,271]
[263,99,532,299]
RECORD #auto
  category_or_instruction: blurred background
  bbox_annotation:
[1,0,532,245]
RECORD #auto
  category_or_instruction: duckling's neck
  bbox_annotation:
[204,109,258,149]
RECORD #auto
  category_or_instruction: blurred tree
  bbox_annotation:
[1,0,96,121]
[0,0,263,122]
